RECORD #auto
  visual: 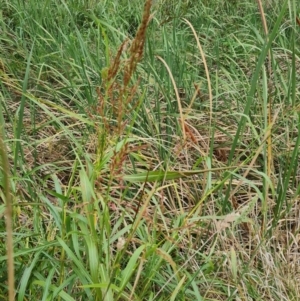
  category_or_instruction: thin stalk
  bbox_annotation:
[256,0,273,234]
[0,109,15,301]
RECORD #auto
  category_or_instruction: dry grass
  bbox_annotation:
[0,0,299,300]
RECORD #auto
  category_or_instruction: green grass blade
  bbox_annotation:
[13,41,35,173]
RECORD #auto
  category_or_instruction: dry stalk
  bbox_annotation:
[156,55,186,142]
[256,0,273,233]
[183,18,212,155]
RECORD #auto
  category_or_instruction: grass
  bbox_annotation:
[0,0,299,300]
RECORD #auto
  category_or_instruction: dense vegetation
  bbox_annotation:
[0,0,299,300]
